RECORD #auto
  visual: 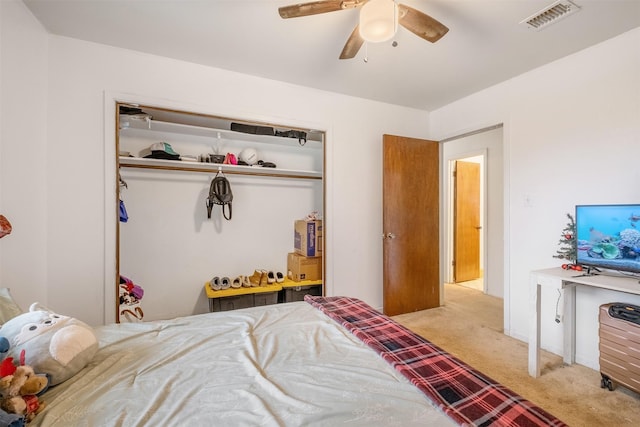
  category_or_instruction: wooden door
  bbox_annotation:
[383,135,439,316]
[454,160,480,282]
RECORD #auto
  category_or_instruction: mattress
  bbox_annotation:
[33,300,454,426]
[32,296,565,426]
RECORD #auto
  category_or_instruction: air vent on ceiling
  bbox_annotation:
[520,0,581,31]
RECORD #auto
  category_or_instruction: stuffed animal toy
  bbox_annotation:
[0,356,48,423]
[0,339,25,427]
[0,367,47,421]
[1,303,98,386]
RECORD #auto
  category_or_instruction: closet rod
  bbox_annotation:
[119,162,322,180]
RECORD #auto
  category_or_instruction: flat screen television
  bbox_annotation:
[575,204,640,276]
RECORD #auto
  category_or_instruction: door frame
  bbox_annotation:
[447,151,486,290]
[102,91,332,324]
[438,123,508,335]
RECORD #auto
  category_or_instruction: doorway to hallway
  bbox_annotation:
[441,125,504,302]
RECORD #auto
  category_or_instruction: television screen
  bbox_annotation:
[575,204,640,275]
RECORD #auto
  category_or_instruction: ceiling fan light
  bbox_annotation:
[359,0,398,43]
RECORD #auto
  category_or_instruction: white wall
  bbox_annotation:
[0,0,49,310]
[430,27,640,370]
[1,1,431,325]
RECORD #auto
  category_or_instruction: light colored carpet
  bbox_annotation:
[392,283,640,427]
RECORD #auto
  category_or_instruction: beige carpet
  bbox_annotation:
[392,283,640,427]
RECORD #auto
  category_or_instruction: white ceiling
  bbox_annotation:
[23,0,640,111]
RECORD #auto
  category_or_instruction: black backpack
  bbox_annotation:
[206,174,233,220]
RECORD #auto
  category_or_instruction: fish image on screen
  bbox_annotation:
[575,204,640,275]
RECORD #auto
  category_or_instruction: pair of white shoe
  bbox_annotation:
[210,276,231,291]
[266,271,285,284]
[267,271,284,283]
[211,275,253,290]
[233,276,252,288]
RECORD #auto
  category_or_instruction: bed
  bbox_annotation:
[31,296,566,426]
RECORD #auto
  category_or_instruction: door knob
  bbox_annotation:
[475,226,482,230]
[386,232,396,239]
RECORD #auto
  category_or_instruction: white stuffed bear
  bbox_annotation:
[1,303,98,385]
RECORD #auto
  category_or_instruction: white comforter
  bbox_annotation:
[34,301,454,426]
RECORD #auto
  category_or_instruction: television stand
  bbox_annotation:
[572,266,601,278]
[572,272,598,278]
[529,267,640,377]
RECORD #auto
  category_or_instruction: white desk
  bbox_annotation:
[529,267,640,377]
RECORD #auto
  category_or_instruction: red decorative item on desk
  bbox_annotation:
[562,263,583,271]
[0,215,11,239]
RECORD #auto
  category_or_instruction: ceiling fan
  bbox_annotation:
[278,0,449,59]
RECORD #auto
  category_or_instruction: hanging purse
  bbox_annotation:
[206,172,233,220]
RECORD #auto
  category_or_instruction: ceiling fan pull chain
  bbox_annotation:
[364,42,368,63]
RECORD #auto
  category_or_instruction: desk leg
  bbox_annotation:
[562,282,576,365]
[529,278,542,377]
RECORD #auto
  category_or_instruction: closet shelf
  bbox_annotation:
[118,156,322,180]
[121,118,323,149]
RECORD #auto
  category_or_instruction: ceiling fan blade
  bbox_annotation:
[339,25,364,59]
[279,1,347,19]
[398,3,449,43]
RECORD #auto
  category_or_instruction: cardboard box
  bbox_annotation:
[287,252,322,282]
[294,220,323,257]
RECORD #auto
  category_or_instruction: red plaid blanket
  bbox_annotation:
[305,295,567,427]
